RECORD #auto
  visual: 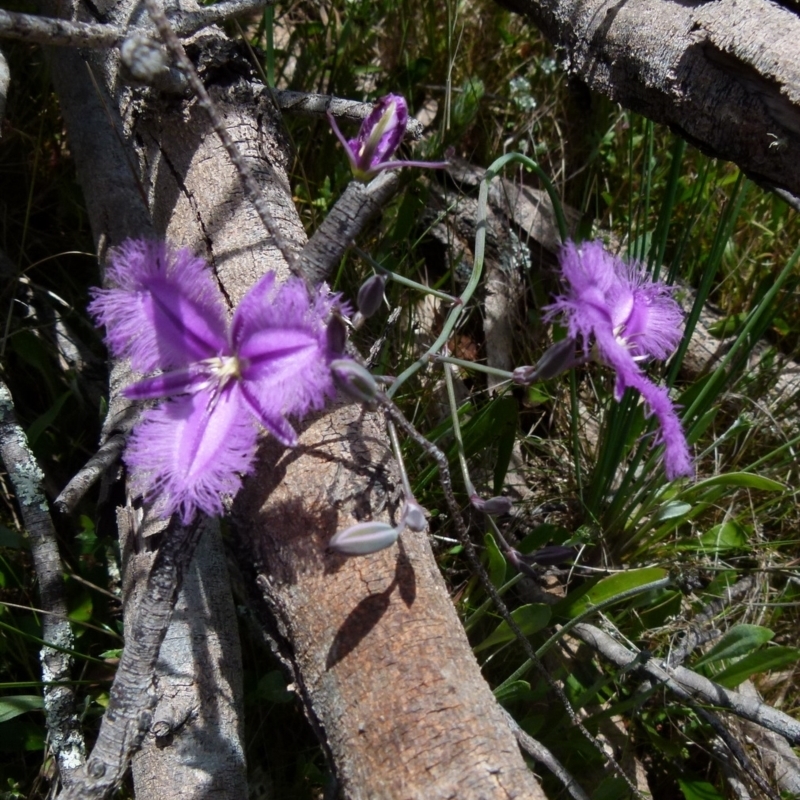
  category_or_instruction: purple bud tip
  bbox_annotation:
[513,338,579,385]
[512,366,536,385]
[331,359,379,406]
[357,274,386,318]
[327,314,348,356]
[470,495,514,516]
[329,520,399,556]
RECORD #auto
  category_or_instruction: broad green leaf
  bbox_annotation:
[474,604,551,652]
[695,624,774,667]
[0,525,25,549]
[0,695,43,723]
[69,593,93,625]
[678,778,724,800]
[696,522,748,553]
[707,312,747,338]
[483,533,507,589]
[713,646,800,688]
[656,501,692,522]
[556,568,668,619]
[689,473,786,493]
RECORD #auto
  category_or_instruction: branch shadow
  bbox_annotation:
[325,539,416,670]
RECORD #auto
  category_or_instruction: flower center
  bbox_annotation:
[205,354,244,387]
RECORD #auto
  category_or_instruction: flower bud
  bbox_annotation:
[401,499,428,532]
[331,359,379,406]
[513,338,578,384]
[510,545,576,568]
[471,495,513,516]
[326,314,348,356]
[357,274,386,318]
[329,521,399,556]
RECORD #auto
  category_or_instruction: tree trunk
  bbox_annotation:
[498,0,800,200]
[45,1,546,797]
[235,406,546,800]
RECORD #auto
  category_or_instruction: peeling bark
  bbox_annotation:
[498,0,800,199]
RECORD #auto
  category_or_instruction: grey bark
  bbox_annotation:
[498,0,800,199]
[571,622,800,745]
[0,380,86,787]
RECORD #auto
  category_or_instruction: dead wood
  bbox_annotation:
[497,0,800,200]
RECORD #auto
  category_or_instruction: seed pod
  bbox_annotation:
[513,338,578,384]
[326,314,348,355]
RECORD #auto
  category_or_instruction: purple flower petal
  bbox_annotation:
[593,323,692,480]
[349,94,407,172]
[329,94,448,182]
[91,240,347,522]
[544,240,692,480]
[233,276,337,418]
[123,366,211,400]
[89,240,228,371]
[125,386,259,523]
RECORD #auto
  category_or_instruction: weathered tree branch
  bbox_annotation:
[44,1,552,795]
[498,0,800,198]
[0,0,270,48]
[54,434,125,514]
[44,1,249,796]
[59,517,204,800]
[0,380,86,786]
[572,622,800,745]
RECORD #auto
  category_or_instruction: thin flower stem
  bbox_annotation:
[569,371,584,502]
[386,419,414,500]
[388,151,567,398]
[434,354,514,380]
[387,166,491,397]
[443,362,475,496]
[353,246,457,303]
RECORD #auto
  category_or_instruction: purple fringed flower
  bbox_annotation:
[544,240,692,480]
[328,93,447,182]
[89,239,343,522]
